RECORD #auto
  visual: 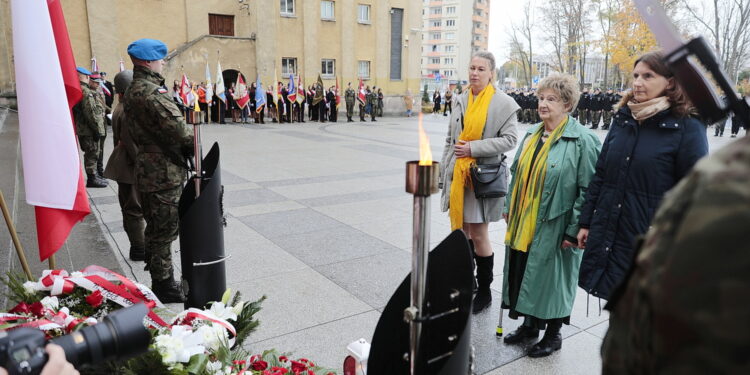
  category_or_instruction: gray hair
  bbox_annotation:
[471,50,496,72]
[537,73,581,112]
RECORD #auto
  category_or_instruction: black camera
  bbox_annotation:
[0,303,151,375]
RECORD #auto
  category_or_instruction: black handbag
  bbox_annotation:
[470,155,509,199]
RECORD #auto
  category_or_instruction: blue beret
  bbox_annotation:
[127,38,168,61]
[76,67,91,75]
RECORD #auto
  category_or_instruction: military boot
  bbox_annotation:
[527,321,563,358]
[472,253,493,314]
[152,275,185,303]
[86,173,107,188]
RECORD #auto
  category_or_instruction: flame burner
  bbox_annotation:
[404,161,439,374]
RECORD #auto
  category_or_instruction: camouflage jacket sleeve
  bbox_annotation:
[602,137,750,374]
[81,88,105,136]
[145,88,194,159]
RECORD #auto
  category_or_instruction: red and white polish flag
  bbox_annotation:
[11,0,90,260]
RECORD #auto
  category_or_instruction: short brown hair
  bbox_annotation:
[537,73,580,112]
[620,51,694,117]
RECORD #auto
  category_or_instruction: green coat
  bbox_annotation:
[502,116,601,319]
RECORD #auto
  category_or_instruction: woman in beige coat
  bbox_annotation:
[439,51,519,313]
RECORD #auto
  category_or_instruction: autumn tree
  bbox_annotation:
[594,0,621,88]
[609,0,658,83]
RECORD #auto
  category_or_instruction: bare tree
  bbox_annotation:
[682,0,750,84]
[508,1,535,87]
[541,0,594,87]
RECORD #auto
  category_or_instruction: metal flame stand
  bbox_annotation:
[404,161,439,374]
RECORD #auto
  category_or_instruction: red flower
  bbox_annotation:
[85,290,104,307]
[307,370,315,375]
[29,302,45,316]
[291,360,307,373]
[252,360,269,370]
[279,355,289,363]
[9,302,30,314]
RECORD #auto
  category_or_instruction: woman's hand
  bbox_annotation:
[561,240,576,249]
[41,344,79,375]
[577,228,589,250]
[454,140,472,158]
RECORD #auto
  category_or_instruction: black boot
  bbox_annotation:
[86,173,107,188]
[152,275,185,303]
[472,253,493,314]
[528,322,563,358]
[129,246,145,261]
[503,323,540,344]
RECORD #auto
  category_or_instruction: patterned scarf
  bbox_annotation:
[504,117,569,252]
[449,84,495,230]
[628,96,670,122]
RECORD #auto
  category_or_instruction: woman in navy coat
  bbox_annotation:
[576,51,709,300]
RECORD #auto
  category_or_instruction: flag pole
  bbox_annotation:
[0,189,33,280]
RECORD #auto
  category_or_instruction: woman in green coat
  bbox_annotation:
[501,73,601,357]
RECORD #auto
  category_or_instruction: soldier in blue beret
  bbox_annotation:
[122,38,193,303]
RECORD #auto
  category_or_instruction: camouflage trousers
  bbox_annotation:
[141,185,181,282]
[118,182,145,251]
[78,136,99,175]
[346,102,354,119]
[591,110,602,128]
[603,110,613,129]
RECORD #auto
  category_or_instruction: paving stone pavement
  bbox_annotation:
[84,113,733,374]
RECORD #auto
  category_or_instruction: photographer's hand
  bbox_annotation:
[41,344,79,375]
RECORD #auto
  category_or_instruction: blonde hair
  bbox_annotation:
[537,73,580,112]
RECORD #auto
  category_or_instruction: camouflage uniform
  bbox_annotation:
[602,134,750,374]
[94,89,110,177]
[368,90,378,122]
[73,81,105,176]
[345,87,355,122]
[123,65,194,283]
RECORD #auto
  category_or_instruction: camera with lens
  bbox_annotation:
[0,303,151,375]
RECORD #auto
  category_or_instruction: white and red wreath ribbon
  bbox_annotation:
[173,308,237,336]
[34,266,168,328]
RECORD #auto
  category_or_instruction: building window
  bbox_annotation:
[390,8,403,80]
[321,1,335,21]
[358,4,370,23]
[280,0,295,15]
[282,57,297,77]
[444,70,454,77]
[445,45,455,52]
[445,32,455,40]
[430,20,441,27]
[321,59,335,77]
[446,6,456,14]
[431,45,438,52]
[446,19,455,27]
[444,58,454,65]
[430,58,440,64]
[474,9,483,17]
[430,7,441,15]
[358,60,370,79]
[431,33,441,40]
[209,14,234,36]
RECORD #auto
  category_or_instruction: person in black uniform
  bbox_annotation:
[326,86,337,122]
[589,88,603,129]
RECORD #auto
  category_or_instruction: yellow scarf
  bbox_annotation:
[504,117,569,252]
[449,84,495,230]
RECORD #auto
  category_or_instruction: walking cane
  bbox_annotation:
[496,305,504,337]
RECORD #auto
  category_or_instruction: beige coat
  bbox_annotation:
[439,88,519,221]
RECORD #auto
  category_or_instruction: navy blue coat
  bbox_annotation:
[578,106,708,299]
